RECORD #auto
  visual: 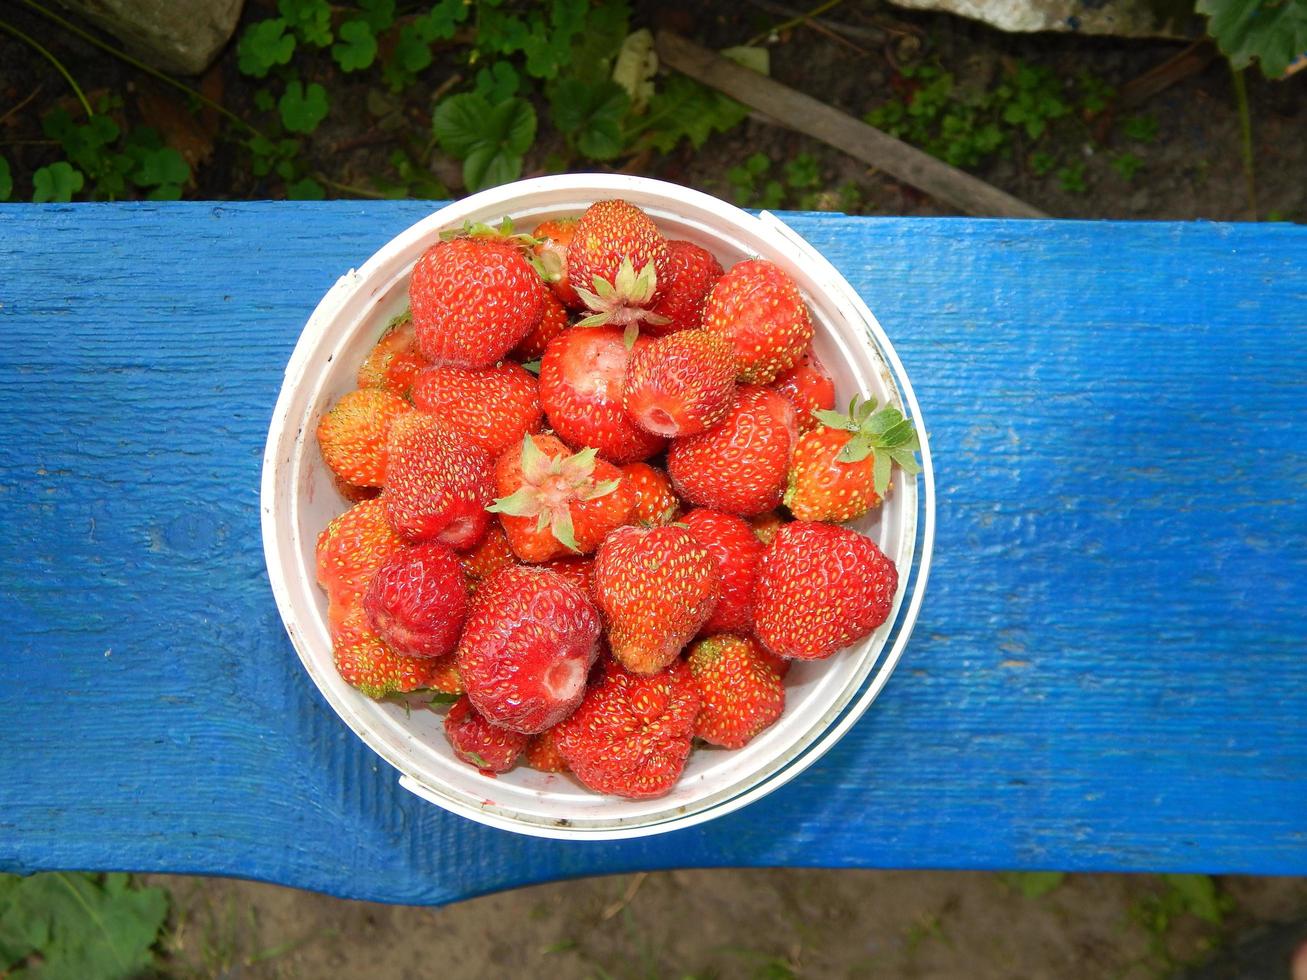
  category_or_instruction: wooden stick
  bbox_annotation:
[655,31,1049,219]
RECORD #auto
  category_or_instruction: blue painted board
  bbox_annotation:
[0,203,1304,904]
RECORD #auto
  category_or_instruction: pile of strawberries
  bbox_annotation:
[313,198,920,800]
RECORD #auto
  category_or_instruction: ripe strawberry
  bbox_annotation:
[459,523,516,593]
[568,200,671,333]
[362,541,468,659]
[524,727,568,773]
[622,462,680,526]
[592,524,720,675]
[456,565,601,733]
[538,555,594,598]
[687,635,785,749]
[554,658,700,799]
[539,326,666,464]
[332,605,446,699]
[756,645,791,679]
[784,396,922,523]
[749,510,786,546]
[317,389,410,488]
[666,385,797,516]
[531,218,581,309]
[384,413,494,550]
[753,521,899,661]
[410,236,544,369]
[410,362,542,458]
[679,508,763,635]
[357,312,428,399]
[644,240,724,337]
[771,346,836,434]
[424,654,465,695]
[489,433,634,563]
[703,259,813,384]
[444,695,528,774]
[623,330,737,438]
[316,497,407,607]
[511,287,571,361]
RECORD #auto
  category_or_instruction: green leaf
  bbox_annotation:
[131,146,188,188]
[1161,874,1226,924]
[1197,0,1307,77]
[279,80,330,134]
[254,87,276,112]
[32,162,84,203]
[237,18,296,77]
[551,79,629,160]
[475,61,521,103]
[521,359,542,375]
[836,434,875,464]
[635,74,749,154]
[286,176,325,199]
[415,0,467,41]
[566,0,630,85]
[0,156,12,201]
[333,19,378,72]
[552,508,580,552]
[278,0,333,47]
[359,0,396,33]
[433,94,535,192]
[872,452,892,496]
[998,871,1066,898]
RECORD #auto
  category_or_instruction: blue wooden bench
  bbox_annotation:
[1,203,1303,905]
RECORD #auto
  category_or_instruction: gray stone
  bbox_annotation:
[55,0,245,75]
[883,0,1201,38]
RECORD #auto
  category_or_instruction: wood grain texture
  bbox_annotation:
[0,203,1303,904]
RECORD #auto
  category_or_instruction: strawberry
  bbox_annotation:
[784,396,922,523]
[410,362,542,458]
[383,412,494,550]
[687,635,785,749]
[456,565,601,733]
[756,645,791,680]
[332,604,447,699]
[703,259,813,384]
[488,433,634,563]
[316,497,408,607]
[568,200,671,334]
[459,523,517,593]
[679,508,763,635]
[409,236,545,369]
[531,218,581,309]
[524,727,569,773]
[749,510,786,546]
[511,287,571,361]
[753,521,899,661]
[362,541,468,659]
[444,695,528,774]
[771,346,836,434]
[592,524,720,675]
[357,312,428,399]
[331,471,381,504]
[622,462,680,526]
[554,658,700,799]
[644,240,724,337]
[623,330,737,438]
[538,326,666,464]
[538,555,594,598]
[424,654,465,695]
[316,389,410,488]
[666,385,797,516]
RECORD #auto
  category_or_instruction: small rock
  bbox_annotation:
[53,0,245,75]
[882,0,1201,38]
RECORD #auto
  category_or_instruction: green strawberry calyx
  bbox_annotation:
[439,214,539,248]
[574,256,671,346]
[811,396,923,497]
[486,436,621,552]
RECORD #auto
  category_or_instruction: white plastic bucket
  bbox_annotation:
[261,174,936,839]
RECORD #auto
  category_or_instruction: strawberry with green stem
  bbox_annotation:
[567,199,672,343]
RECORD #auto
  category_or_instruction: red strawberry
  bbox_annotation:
[753,521,899,661]
[459,523,517,593]
[456,565,601,733]
[410,362,542,458]
[771,346,836,434]
[489,433,634,563]
[531,218,581,309]
[554,658,700,799]
[511,288,571,361]
[784,396,922,523]
[622,462,680,526]
[410,237,545,369]
[383,413,494,550]
[749,510,786,546]
[424,654,465,695]
[332,605,447,699]
[362,541,468,659]
[524,727,569,773]
[703,259,813,384]
[666,385,797,516]
[687,635,785,749]
[623,330,737,438]
[444,695,528,774]
[592,524,720,675]
[316,497,407,607]
[331,473,380,505]
[357,312,428,399]
[317,389,410,488]
[568,200,671,333]
[539,326,666,464]
[756,645,791,679]
[679,508,763,635]
[538,555,594,598]
[644,240,724,337]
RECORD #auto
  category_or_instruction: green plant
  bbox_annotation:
[1121,113,1159,143]
[0,156,12,201]
[727,153,784,209]
[1076,71,1115,114]
[0,872,169,978]
[40,102,190,201]
[998,870,1066,897]
[432,93,537,192]
[1029,150,1057,176]
[1057,161,1087,193]
[999,63,1070,138]
[1111,152,1144,180]
[1197,0,1307,78]
[1129,873,1233,974]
